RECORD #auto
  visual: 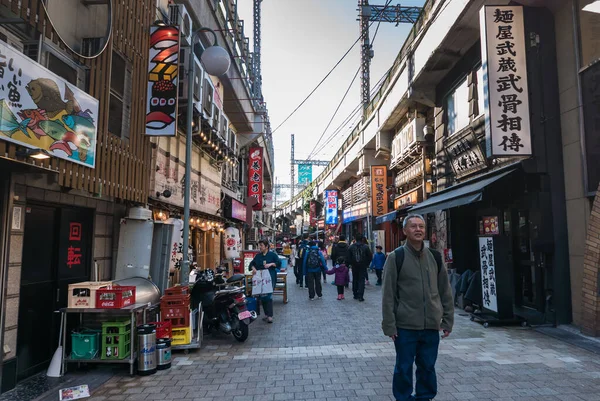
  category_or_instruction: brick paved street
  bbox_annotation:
[87,278,600,401]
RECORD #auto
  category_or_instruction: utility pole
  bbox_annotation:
[290,134,295,199]
[358,2,421,112]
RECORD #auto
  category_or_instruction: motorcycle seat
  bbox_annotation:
[227,274,245,283]
[215,287,243,297]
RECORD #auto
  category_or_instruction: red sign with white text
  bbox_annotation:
[247,147,263,210]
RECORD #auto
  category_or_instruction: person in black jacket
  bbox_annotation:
[331,235,350,286]
[347,233,372,301]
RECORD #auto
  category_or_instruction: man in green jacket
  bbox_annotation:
[381,214,454,401]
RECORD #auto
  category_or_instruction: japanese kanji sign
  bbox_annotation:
[146,26,180,136]
[324,190,339,225]
[480,6,531,157]
[479,236,498,312]
[371,165,388,217]
[247,147,263,210]
[0,41,99,167]
[444,130,487,178]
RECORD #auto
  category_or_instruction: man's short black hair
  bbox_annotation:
[339,235,346,241]
[376,245,383,250]
[354,233,364,241]
[258,239,269,248]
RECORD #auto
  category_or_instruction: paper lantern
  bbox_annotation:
[224,227,241,259]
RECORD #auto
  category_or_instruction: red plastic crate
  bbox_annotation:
[160,294,190,307]
[95,286,136,309]
[163,315,189,329]
[164,285,189,297]
[161,305,190,328]
[149,321,172,339]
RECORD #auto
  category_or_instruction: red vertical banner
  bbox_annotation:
[310,200,317,227]
[247,147,264,210]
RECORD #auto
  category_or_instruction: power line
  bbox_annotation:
[271,0,394,135]
[306,15,388,160]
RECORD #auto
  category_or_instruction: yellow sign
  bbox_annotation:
[394,187,422,210]
[371,165,388,217]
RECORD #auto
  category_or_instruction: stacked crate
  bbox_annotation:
[161,286,190,345]
[100,320,132,360]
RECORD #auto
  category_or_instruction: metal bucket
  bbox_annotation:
[156,338,172,370]
[137,324,156,375]
[114,277,161,305]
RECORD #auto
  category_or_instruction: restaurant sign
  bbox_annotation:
[145,26,180,136]
[342,202,369,223]
[444,130,487,178]
[0,41,99,168]
[394,187,422,210]
[324,190,339,225]
[371,165,388,217]
[480,6,531,157]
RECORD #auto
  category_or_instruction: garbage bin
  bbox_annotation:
[137,324,156,375]
[156,338,172,370]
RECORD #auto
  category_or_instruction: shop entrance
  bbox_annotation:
[17,204,92,380]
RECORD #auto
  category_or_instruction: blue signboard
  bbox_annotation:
[298,164,312,184]
[325,190,339,225]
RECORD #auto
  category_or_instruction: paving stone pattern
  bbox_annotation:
[87,276,600,401]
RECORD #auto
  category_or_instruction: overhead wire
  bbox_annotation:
[271,0,394,135]
[305,3,391,160]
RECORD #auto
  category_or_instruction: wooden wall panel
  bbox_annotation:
[1,0,154,203]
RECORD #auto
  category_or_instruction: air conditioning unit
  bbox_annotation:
[376,131,392,154]
[248,227,259,242]
[202,75,216,126]
[178,47,203,112]
[169,4,192,46]
[220,112,229,143]
[228,127,237,154]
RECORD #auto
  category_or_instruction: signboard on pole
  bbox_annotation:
[298,164,312,184]
[371,166,388,217]
[247,147,264,210]
[325,190,339,225]
[145,26,180,136]
[480,6,531,157]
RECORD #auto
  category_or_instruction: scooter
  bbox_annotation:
[190,268,257,342]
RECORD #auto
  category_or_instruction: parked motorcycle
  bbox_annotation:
[190,268,256,342]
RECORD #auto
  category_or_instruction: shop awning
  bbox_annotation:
[375,210,397,225]
[409,168,517,215]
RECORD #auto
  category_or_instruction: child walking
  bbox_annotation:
[326,257,350,300]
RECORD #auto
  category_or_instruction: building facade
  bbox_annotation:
[276,0,598,332]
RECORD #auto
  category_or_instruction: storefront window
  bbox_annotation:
[578,1,600,193]
[445,78,469,136]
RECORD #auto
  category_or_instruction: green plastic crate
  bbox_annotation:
[101,320,131,335]
[71,329,101,360]
[100,331,131,360]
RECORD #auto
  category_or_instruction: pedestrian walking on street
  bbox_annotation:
[371,245,386,285]
[326,256,350,300]
[296,236,309,287]
[381,214,454,401]
[331,235,350,286]
[318,241,328,283]
[347,233,372,302]
[249,239,281,324]
[362,237,371,285]
[302,241,327,300]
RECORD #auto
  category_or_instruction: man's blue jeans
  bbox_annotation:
[393,328,440,401]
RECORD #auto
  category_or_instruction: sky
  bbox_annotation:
[235,0,424,204]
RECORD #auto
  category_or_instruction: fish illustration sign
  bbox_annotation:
[0,42,99,168]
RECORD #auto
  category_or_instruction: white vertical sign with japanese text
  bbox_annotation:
[480,6,531,157]
[479,236,498,313]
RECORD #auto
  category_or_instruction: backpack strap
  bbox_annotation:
[428,248,443,275]
[394,247,405,276]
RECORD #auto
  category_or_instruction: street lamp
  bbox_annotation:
[181,27,231,285]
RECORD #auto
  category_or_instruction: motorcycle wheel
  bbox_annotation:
[232,320,249,342]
